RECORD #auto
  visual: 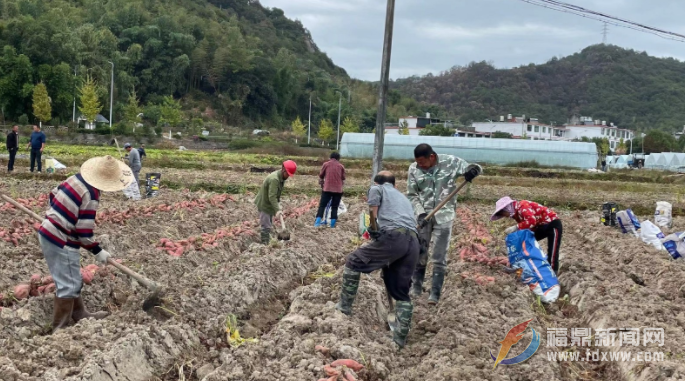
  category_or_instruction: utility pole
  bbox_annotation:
[308,96,312,145]
[371,0,396,179]
[72,66,77,122]
[336,92,342,150]
[108,61,114,128]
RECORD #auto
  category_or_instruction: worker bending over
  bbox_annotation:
[407,144,481,304]
[254,160,297,244]
[336,171,419,348]
[491,197,563,273]
[38,156,134,332]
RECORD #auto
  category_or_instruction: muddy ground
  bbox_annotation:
[1,173,684,381]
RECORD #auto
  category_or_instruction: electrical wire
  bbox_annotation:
[516,0,685,43]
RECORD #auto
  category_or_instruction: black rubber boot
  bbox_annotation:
[260,229,271,244]
[428,268,446,305]
[335,267,360,315]
[392,300,414,348]
[410,266,426,298]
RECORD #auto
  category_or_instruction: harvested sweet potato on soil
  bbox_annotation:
[330,359,364,372]
[13,284,30,300]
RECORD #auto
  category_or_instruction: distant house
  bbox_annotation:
[78,114,109,130]
[386,113,451,136]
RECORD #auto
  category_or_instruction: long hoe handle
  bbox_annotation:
[0,193,160,291]
[417,179,470,229]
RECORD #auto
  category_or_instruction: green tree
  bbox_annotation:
[291,116,306,143]
[158,96,182,127]
[78,75,102,125]
[123,89,143,132]
[318,119,334,145]
[643,130,676,153]
[492,131,513,139]
[419,124,454,136]
[32,82,51,126]
[590,137,610,156]
[340,116,359,135]
[398,120,409,135]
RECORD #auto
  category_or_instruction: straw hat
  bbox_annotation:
[80,155,135,192]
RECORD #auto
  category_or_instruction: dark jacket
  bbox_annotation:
[138,147,146,158]
[29,131,46,150]
[6,131,18,151]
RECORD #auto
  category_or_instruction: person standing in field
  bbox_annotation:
[255,160,297,244]
[38,155,133,332]
[407,143,481,305]
[27,125,46,173]
[138,144,147,160]
[314,152,346,228]
[124,143,141,186]
[6,125,18,172]
[335,171,419,348]
[491,196,563,273]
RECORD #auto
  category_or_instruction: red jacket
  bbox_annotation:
[513,200,558,231]
[319,159,345,193]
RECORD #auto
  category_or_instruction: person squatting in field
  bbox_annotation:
[336,171,420,348]
[254,160,297,244]
[38,155,134,332]
[491,197,563,273]
[314,152,346,228]
[407,143,482,304]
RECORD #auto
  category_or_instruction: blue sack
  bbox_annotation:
[506,230,560,303]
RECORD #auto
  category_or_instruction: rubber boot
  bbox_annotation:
[410,266,426,298]
[330,219,337,228]
[428,268,446,305]
[392,300,414,348]
[72,296,109,322]
[335,267,360,315]
[314,217,323,227]
[52,297,75,333]
[260,229,271,244]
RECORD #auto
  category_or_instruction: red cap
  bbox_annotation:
[283,160,297,176]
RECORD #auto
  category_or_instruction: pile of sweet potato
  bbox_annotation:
[156,220,258,257]
[455,208,509,268]
[315,345,364,381]
[98,194,236,224]
[0,218,42,246]
[0,194,50,212]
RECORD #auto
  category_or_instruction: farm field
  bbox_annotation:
[0,147,684,381]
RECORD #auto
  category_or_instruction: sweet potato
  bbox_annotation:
[324,365,341,377]
[330,359,364,372]
[315,345,330,356]
[84,264,99,273]
[44,283,56,293]
[81,268,94,284]
[343,370,357,381]
[30,274,42,284]
[14,284,30,300]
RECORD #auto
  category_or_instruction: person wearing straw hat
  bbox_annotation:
[491,196,563,273]
[38,155,134,332]
[124,143,141,186]
[254,160,297,244]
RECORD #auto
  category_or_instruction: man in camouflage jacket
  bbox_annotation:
[407,143,482,304]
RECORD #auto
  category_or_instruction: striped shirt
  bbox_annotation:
[38,174,102,254]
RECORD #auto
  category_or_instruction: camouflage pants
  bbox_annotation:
[418,219,453,272]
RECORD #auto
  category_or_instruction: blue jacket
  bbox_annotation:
[30,131,46,150]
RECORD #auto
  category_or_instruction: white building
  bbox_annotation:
[470,114,634,152]
[385,113,446,136]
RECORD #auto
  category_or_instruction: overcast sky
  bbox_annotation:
[258,0,685,80]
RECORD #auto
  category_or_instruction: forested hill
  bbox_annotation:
[0,0,353,127]
[391,45,685,132]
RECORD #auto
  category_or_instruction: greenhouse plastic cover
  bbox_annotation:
[339,134,598,168]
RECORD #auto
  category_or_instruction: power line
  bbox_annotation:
[515,0,685,43]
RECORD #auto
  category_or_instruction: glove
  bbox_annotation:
[504,225,518,234]
[464,167,480,182]
[95,250,111,265]
[417,213,428,229]
[368,229,382,240]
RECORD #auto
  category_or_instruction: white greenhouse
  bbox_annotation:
[339,134,598,169]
